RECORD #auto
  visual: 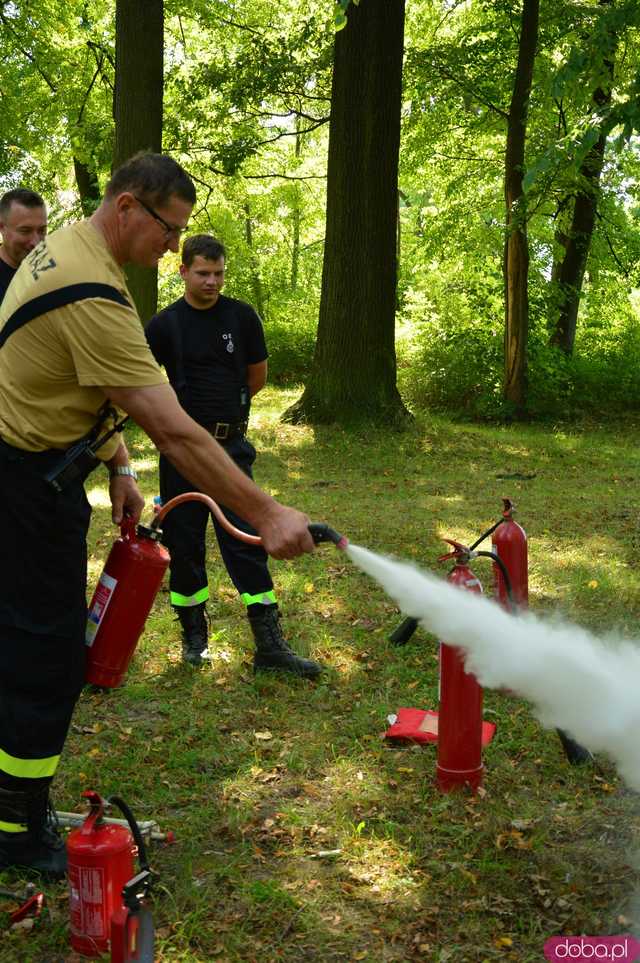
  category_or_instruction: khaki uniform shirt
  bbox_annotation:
[0,220,163,457]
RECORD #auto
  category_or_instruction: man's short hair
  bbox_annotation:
[105,152,196,208]
[182,234,226,267]
[0,188,46,220]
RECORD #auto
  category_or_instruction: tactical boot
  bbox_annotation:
[0,786,67,879]
[175,602,209,666]
[250,608,322,679]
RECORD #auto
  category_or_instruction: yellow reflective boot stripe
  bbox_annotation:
[0,818,27,833]
[0,747,59,779]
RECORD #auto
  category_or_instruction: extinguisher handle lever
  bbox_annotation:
[438,539,474,564]
[79,790,106,835]
[122,869,154,911]
[120,515,137,540]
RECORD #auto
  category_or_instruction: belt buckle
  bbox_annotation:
[214,422,230,440]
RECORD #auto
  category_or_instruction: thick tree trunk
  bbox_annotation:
[550,0,614,355]
[285,0,409,425]
[73,155,101,218]
[503,0,539,413]
[113,0,163,322]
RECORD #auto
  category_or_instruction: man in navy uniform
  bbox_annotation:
[0,188,47,302]
[146,235,321,678]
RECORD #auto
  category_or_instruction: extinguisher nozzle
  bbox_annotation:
[308,523,348,550]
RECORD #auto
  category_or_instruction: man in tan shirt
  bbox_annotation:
[0,153,314,877]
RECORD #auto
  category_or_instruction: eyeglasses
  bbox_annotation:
[134,195,186,240]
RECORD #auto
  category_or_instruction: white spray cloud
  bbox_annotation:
[347,544,640,791]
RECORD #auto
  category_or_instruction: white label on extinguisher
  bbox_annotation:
[69,865,107,938]
[85,571,118,647]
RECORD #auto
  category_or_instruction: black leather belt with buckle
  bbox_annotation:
[207,421,248,442]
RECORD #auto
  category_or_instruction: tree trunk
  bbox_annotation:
[549,0,614,355]
[290,125,302,292]
[113,0,164,322]
[284,0,409,425]
[73,155,101,218]
[244,203,265,318]
[503,0,539,413]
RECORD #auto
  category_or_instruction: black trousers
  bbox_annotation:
[159,436,274,609]
[0,439,89,827]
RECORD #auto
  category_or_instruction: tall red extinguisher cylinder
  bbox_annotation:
[492,498,528,611]
[67,791,136,958]
[85,517,169,688]
[436,542,485,794]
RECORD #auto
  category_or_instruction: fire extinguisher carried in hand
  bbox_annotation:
[85,518,170,688]
[67,791,155,960]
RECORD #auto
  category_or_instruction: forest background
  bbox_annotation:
[1,0,640,422]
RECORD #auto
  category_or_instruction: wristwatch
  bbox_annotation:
[110,465,138,481]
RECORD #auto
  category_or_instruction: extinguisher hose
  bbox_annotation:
[107,796,150,874]
[474,551,516,614]
[152,492,261,545]
[390,550,516,646]
[469,519,504,552]
[152,492,347,550]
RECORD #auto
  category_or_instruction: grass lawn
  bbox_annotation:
[2,386,640,962]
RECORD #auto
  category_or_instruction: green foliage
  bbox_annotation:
[399,276,640,420]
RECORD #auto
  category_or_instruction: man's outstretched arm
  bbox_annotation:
[100,382,314,560]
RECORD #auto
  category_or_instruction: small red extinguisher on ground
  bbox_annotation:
[492,498,528,610]
[67,790,153,963]
[85,517,169,688]
[436,540,485,793]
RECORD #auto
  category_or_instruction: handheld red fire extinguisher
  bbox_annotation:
[435,540,485,793]
[85,518,170,688]
[67,791,155,960]
[86,493,346,689]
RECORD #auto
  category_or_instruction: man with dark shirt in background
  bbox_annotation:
[146,235,321,677]
[0,189,47,302]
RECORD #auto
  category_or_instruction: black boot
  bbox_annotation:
[0,785,67,879]
[175,602,209,666]
[249,608,322,679]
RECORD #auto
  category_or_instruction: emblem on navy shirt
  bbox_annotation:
[223,332,235,353]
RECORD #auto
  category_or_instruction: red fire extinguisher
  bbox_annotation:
[85,518,169,688]
[492,498,528,610]
[436,540,485,793]
[67,790,153,961]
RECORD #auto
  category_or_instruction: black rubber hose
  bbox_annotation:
[389,616,419,646]
[475,550,516,612]
[469,519,504,552]
[108,796,150,873]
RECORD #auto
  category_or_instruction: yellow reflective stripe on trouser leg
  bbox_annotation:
[171,587,209,607]
[241,591,277,606]
[0,747,60,779]
[0,818,27,833]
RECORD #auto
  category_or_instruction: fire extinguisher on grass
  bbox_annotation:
[67,790,155,960]
[490,499,592,766]
[435,540,485,793]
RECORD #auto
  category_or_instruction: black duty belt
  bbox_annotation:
[205,420,248,442]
